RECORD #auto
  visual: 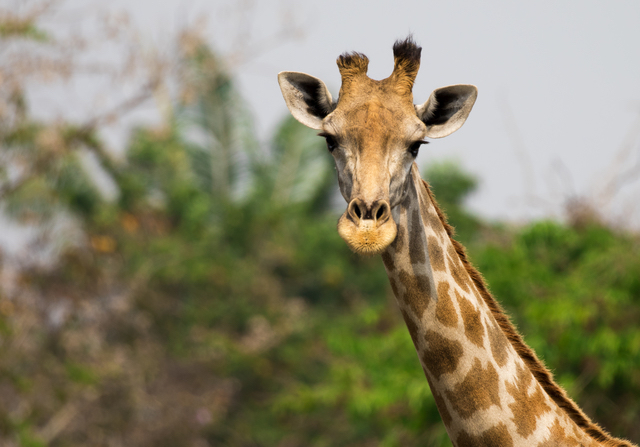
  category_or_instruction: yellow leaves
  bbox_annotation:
[90,235,116,253]
[91,214,139,252]
[120,213,139,233]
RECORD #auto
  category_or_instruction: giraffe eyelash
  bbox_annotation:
[408,140,428,157]
[318,132,338,152]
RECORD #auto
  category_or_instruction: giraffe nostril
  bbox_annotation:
[372,201,390,222]
[348,199,366,222]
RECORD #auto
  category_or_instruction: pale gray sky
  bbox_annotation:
[25,0,640,224]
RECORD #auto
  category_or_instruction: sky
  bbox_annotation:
[19,0,640,225]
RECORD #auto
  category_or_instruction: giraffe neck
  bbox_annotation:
[380,164,628,447]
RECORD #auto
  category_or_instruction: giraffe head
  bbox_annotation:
[278,38,477,255]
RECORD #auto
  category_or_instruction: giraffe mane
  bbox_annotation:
[421,179,634,447]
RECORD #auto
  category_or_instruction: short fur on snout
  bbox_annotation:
[337,215,397,256]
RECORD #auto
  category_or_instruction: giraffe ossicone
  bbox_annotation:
[278,37,635,447]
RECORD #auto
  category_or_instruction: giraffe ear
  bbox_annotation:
[278,72,334,130]
[416,85,477,138]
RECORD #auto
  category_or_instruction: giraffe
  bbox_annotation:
[278,38,636,447]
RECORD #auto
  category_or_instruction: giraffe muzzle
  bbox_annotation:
[337,198,397,255]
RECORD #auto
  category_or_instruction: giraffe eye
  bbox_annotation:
[319,133,338,152]
[408,140,427,157]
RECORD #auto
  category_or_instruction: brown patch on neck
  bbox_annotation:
[447,248,470,293]
[409,208,426,264]
[506,361,551,438]
[394,222,406,254]
[435,282,458,327]
[381,251,395,272]
[457,292,486,348]
[456,423,514,447]
[427,235,446,271]
[445,358,501,419]
[420,179,634,447]
[449,261,470,293]
[422,330,464,380]
[398,270,431,319]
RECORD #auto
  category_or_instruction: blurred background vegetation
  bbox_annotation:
[0,4,638,447]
